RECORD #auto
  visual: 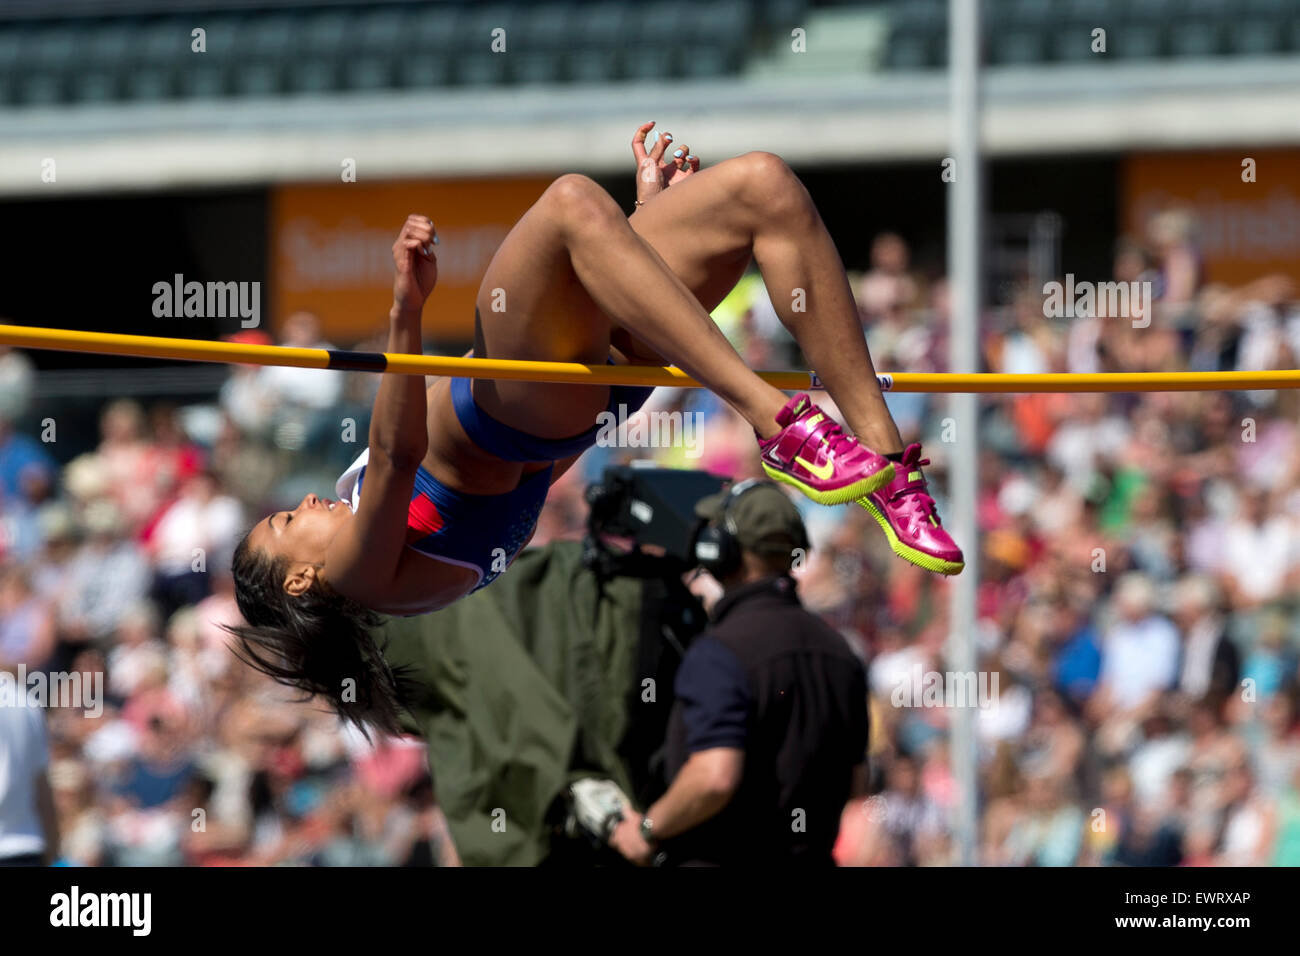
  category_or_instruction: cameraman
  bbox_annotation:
[610,480,869,867]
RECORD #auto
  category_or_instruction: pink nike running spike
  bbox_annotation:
[856,442,964,575]
[757,394,895,505]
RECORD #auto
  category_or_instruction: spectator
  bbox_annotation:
[0,690,59,866]
[1093,574,1180,718]
[147,470,244,618]
[1051,598,1103,708]
[94,399,160,532]
[1271,766,1300,866]
[857,232,918,328]
[1217,760,1271,866]
[0,345,35,422]
[1170,574,1239,705]
[256,312,345,412]
[57,499,152,648]
[1220,488,1293,608]
[0,414,54,504]
[872,753,947,866]
[0,566,55,672]
[1000,771,1084,867]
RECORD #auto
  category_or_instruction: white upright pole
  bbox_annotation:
[947,0,982,868]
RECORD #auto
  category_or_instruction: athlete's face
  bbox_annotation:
[248,493,351,594]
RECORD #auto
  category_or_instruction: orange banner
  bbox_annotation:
[1121,150,1300,287]
[269,177,553,344]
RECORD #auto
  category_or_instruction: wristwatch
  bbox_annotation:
[639,816,656,843]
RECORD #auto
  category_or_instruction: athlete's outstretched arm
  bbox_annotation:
[370,215,437,469]
[324,216,437,602]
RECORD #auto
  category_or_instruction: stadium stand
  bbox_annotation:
[0,0,802,105]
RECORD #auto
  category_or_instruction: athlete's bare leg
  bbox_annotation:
[468,173,789,442]
[624,150,904,455]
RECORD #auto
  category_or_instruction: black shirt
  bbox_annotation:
[661,574,869,866]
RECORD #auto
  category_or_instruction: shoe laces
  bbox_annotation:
[888,453,939,517]
[807,417,858,458]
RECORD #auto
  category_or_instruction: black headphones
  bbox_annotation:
[693,478,802,579]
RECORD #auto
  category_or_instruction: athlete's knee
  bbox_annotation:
[735,151,814,221]
[543,173,622,232]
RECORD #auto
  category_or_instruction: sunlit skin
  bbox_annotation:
[246,372,541,614]
[246,493,354,597]
[240,122,909,615]
[248,485,494,610]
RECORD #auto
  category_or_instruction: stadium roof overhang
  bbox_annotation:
[2,57,1298,196]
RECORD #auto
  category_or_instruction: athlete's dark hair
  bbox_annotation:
[225,532,413,738]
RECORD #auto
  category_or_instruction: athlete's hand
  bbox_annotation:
[392,215,439,313]
[631,121,699,205]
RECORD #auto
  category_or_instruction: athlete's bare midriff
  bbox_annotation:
[351,378,549,617]
[419,377,547,496]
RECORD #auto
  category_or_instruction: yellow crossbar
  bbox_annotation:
[3,324,1300,393]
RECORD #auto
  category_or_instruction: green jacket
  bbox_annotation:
[377,541,648,866]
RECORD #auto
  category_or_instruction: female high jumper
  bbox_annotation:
[229,124,963,734]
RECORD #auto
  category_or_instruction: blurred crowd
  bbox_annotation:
[824,216,1300,866]
[3,207,1300,866]
[0,311,454,867]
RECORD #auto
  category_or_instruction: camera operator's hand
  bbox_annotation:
[609,811,655,866]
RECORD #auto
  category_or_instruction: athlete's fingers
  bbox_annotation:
[671,155,698,181]
[393,241,413,272]
[405,217,434,239]
[648,130,673,164]
[407,224,439,254]
[403,215,438,244]
[631,121,655,164]
[402,237,435,261]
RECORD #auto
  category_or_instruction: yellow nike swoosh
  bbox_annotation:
[794,456,835,480]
